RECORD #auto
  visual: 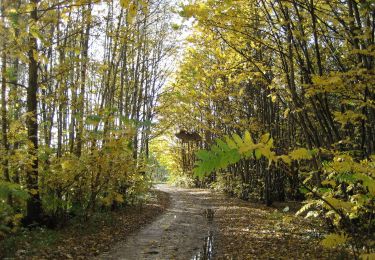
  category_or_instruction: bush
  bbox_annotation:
[168,174,195,188]
[0,181,29,238]
[297,154,375,256]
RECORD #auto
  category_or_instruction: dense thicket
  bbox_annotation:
[0,0,175,232]
[157,0,374,256]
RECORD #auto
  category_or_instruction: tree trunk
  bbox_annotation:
[1,0,10,185]
[75,2,92,157]
[26,0,42,224]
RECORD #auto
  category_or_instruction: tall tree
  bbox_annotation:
[25,0,42,223]
[1,0,10,185]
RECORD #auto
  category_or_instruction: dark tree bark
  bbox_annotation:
[75,2,92,157]
[26,0,42,224]
[1,0,10,185]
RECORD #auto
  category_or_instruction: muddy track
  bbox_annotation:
[97,184,340,260]
[98,184,216,260]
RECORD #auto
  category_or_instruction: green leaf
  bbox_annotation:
[225,136,238,149]
[196,150,210,161]
[216,139,229,151]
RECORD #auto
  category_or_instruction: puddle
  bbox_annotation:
[192,231,214,260]
[146,251,159,255]
[205,208,214,223]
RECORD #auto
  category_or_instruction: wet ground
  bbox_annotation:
[98,184,342,260]
[98,184,216,260]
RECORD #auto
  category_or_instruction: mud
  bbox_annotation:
[98,184,216,260]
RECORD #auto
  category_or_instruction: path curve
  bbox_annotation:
[98,184,215,260]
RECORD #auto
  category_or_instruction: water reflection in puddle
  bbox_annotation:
[192,231,214,260]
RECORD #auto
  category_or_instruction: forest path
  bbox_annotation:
[98,184,216,260]
[98,185,339,260]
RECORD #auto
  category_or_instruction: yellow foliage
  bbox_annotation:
[323,196,354,212]
[244,131,254,146]
[278,155,292,165]
[321,233,348,248]
[361,253,375,260]
[29,189,38,195]
[334,110,367,127]
[289,148,312,161]
[321,180,337,188]
[120,0,131,8]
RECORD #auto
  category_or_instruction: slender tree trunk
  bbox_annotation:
[1,0,10,185]
[75,2,92,157]
[26,0,42,223]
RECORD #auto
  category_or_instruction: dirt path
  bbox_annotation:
[98,184,215,259]
[98,185,341,260]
